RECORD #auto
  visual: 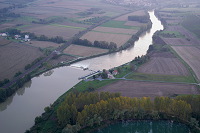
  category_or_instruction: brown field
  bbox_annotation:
[81,32,132,47]
[138,52,189,76]
[0,23,15,31]
[93,27,138,34]
[0,42,44,81]
[98,80,199,98]
[26,41,61,48]
[63,44,108,57]
[124,21,145,27]
[0,37,12,46]
[114,10,146,21]
[162,38,194,46]
[172,46,200,81]
[14,0,126,19]
[23,24,81,40]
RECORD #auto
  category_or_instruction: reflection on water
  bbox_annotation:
[71,10,164,70]
[0,67,90,133]
[0,80,32,111]
[95,121,189,133]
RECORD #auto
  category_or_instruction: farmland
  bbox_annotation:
[26,41,61,48]
[81,32,132,47]
[21,24,83,40]
[137,52,190,76]
[172,46,200,81]
[81,10,149,48]
[156,6,200,82]
[0,41,44,81]
[98,80,199,98]
[92,27,138,35]
[0,37,11,46]
[114,10,146,21]
[63,44,108,57]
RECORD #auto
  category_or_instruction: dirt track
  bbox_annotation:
[98,80,200,98]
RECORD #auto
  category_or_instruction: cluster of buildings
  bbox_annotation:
[104,0,153,7]
[14,34,31,42]
[0,33,31,42]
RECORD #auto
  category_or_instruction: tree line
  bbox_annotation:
[72,38,117,51]
[0,74,31,102]
[55,92,200,133]
[3,28,65,44]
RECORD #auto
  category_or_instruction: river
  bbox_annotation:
[0,11,163,133]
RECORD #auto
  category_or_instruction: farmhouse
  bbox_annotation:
[0,33,8,37]
[15,35,21,40]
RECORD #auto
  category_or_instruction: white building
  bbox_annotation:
[24,35,30,41]
[1,33,7,37]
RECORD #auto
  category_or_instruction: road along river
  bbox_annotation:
[0,10,163,133]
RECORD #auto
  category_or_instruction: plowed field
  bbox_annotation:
[0,42,43,80]
[63,44,108,57]
[138,52,189,76]
[98,80,199,98]
[81,32,131,47]
[172,46,200,81]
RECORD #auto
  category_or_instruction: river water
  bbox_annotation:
[0,11,163,133]
[94,121,189,133]
[71,11,163,70]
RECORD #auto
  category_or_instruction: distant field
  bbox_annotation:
[182,14,200,38]
[22,24,82,39]
[26,41,61,48]
[0,37,11,46]
[162,38,193,46]
[98,80,199,98]
[0,42,43,80]
[51,24,86,30]
[14,0,126,19]
[160,31,184,38]
[137,52,190,76]
[0,23,15,31]
[81,31,132,47]
[63,44,108,57]
[114,10,146,21]
[163,25,200,45]
[172,46,200,81]
[160,7,200,13]
[101,20,138,29]
[124,21,146,27]
[92,27,138,35]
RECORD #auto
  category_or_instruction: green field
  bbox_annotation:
[91,30,132,35]
[101,20,139,29]
[50,24,86,30]
[73,79,119,92]
[182,14,200,38]
[126,72,196,83]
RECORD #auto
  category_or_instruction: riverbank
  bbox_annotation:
[0,9,152,104]
[0,10,164,133]
[28,91,200,133]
